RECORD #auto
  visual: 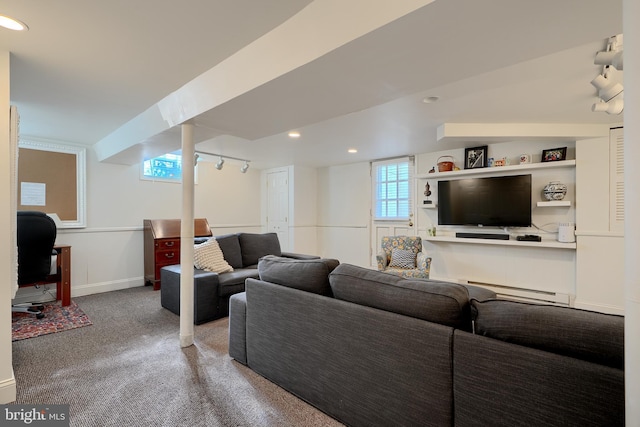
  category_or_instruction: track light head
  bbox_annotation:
[592,98,623,115]
[591,74,623,102]
[594,51,623,70]
[240,161,250,173]
[215,157,225,170]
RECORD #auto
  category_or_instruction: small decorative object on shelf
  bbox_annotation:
[519,154,531,164]
[464,146,488,169]
[428,166,436,173]
[437,156,455,172]
[543,181,568,200]
[427,227,437,236]
[423,183,432,204]
[541,147,567,162]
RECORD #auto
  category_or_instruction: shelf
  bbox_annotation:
[415,159,575,180]
[537,201,571,207]
[420,203,437,209]
[424,235,576,250]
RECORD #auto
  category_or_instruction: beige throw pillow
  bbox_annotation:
[194,238,233,273]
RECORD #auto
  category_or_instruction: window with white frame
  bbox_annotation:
[372,157,414,220]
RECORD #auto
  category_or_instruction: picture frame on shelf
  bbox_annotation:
[464,146,488,169]
[541,147,567,162]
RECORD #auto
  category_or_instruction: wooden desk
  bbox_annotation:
[52,245,71,306]
[143,219,211,290]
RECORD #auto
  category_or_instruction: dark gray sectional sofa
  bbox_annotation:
[229,259,625,427]
[160,232,319,324]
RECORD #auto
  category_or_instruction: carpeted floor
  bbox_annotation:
[12,300,93,341]
[12,287,344,427]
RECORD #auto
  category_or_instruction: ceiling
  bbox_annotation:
[2,0,623,170]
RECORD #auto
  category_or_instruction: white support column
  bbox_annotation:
[623,0,639,422]
[179,122,195,348]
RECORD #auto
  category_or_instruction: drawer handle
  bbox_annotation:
[165,241,175,247]
[164,252,175,259]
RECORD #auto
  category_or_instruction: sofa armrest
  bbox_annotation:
[417,252,431,273]
[280,252,321,260]
[229,292,248,364]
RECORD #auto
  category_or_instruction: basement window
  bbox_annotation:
[141,152,183,183]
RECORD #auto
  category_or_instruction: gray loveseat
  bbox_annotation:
[160,232,318,324]
[229,260,624,427]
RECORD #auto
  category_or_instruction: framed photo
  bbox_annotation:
[541,147,567,162]
[464,146,488,169]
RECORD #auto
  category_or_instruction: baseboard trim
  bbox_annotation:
[0,373,17,403]
[13,277,146,303]
[71,277,146,297]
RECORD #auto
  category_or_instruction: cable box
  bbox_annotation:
[455,232,510,240]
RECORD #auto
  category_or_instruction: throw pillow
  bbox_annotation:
[193,238,233,273]
[389,248,416,269]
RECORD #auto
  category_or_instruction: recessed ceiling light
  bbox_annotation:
[348,148,358,154]
[422,96,440,104]
[288,131,301,138]
[0,15,29,31]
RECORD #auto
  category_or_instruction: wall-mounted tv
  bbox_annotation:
[438,174,532,227]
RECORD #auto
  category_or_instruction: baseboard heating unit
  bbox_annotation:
[455,232,509,240]
[464,280,572,306]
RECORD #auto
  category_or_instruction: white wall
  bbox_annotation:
[316,162,371,267]
[14,149,263,303]
[1,51,16,403]
[290,166,319,255]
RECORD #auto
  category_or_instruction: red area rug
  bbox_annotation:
[12,300,92,341]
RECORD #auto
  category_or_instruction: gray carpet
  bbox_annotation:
[12,287,344,427]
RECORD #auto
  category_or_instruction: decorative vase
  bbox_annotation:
[543,181,567,201]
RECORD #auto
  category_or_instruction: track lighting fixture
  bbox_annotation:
[215,157,225,170]
[194,150,251,173]
[591,34,623,115]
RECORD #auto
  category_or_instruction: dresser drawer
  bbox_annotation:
[155,249,179,264]
[155,239,179,250]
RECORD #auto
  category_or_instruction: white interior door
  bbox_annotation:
[370,157,417,266]
[267,170,289,251]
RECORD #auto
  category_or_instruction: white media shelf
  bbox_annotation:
[415,159,576,180]
[537,200,572,207]
[424,235,576,250]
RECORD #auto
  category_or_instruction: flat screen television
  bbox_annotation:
[438,174,532,227]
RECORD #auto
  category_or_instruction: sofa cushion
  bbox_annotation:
[329,264,472,328]
[218,269,259,297]
[214,234,243,269]
[238,233,282,267]
[193,238,233,273]
[258,255,340,295]
[471,299,624,369]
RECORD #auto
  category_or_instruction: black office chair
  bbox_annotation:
[12,211,57,319]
